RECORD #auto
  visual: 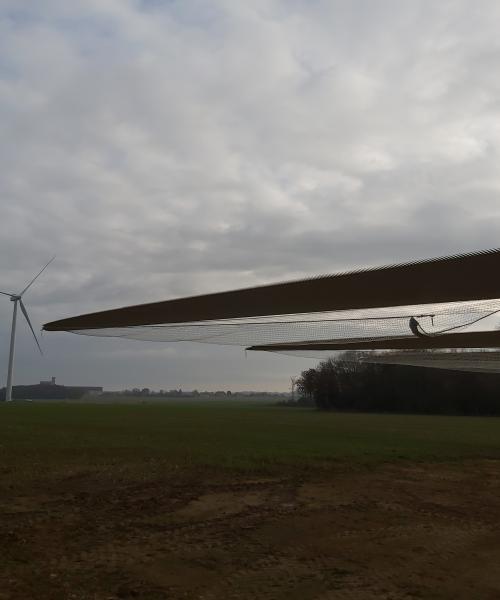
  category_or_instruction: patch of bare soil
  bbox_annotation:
[1,461,500,599]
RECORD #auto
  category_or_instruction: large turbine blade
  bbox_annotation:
[44,248,500,332]
[19,299,43,355]
[0,291,15,296]
[20,256,55,296]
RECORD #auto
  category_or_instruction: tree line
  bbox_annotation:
[295,354,500,415]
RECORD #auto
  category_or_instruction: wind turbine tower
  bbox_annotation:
[1,258,54,402]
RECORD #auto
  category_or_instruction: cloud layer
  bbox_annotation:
[1,0,500,390]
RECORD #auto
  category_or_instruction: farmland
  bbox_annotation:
[1,400,500,599]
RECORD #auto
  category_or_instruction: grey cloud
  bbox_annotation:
[1,0,500,390]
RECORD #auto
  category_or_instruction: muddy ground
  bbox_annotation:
[1,460,500,600]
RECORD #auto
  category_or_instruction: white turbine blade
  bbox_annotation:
[0,291,14,296]
[19,299,43,355]
[20,256,55,296]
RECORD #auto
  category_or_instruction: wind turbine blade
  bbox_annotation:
[0,291,14,296]
[19,299,43,355]
[20,256,56,296]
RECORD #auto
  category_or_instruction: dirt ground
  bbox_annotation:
[1,460,500,600]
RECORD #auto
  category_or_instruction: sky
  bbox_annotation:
[1,0,500,391]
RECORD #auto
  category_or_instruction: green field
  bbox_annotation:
[2,400,500,478]
[2,400,500,599]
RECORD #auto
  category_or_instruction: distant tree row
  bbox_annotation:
[295,354,500,415]
[103,389,235,398]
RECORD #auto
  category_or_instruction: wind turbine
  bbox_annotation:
[1,257,55,402]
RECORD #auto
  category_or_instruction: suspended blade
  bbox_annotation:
[0,291,14,296]
[20,256,55,296]
[19,299,43,355]
[44,247,500,332]
[246,329,500,352]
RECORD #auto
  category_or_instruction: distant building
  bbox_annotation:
[84,387,103,396]
[0,378,103,401]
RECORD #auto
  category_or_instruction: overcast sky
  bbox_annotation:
[1,0,500,391]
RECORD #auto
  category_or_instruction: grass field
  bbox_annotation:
[1,400,500,473]
[1,400,500,599]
